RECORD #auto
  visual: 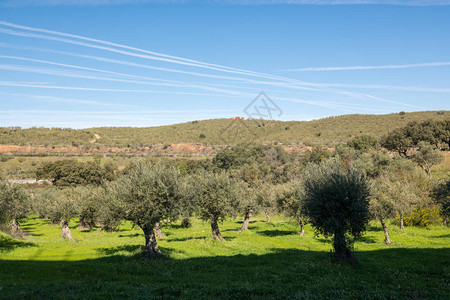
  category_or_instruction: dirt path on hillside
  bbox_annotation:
[90,134,101,144]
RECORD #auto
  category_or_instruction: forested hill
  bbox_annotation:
[1,111,449,147]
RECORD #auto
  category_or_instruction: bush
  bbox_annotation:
[403,207,442,227]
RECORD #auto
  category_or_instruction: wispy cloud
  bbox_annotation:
[1,0,450,6]
[318,83,450,93]
[281,62,450,72]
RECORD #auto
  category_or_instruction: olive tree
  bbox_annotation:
[432,180,450,224]
[275,182,307,235]
[302,158,371,261]
[411,142,444,180]
[0,180,31,237]
[370,179,396,244]
[76,186,102,230]
[104,162,184,258]
[193,171,242,241]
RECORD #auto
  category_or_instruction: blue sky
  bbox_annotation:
[0,0,449,128]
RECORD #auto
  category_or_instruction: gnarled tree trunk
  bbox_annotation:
[155,222,164,239]
[298,218,305,236]
[239,209,252,231]
[399,214,404,230]
[10,218,23,237]
[60,220,76,242]
[211,217,224,241]
[141,224,164,259]
[264,209,271,223]
[79,217,90,230]
[380,218,391,244]
[333,230,351,260]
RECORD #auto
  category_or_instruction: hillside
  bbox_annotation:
[1,111,448,148]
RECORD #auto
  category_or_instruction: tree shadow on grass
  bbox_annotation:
[366,225,382,232]
[257,229,298,237]
[1,248,448,299]
[223,226,258,232]
[0,235,36,253]
[118,233,141,238]
[166,236,205,242]
[353,236,377,244]
[234,220,258,225]
[430,233,450,238]
[96,244,184,257]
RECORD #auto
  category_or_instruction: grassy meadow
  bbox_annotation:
[1,215,449,299]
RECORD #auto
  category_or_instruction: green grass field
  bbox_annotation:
[1,215,449,299]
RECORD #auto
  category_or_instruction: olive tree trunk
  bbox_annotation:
[239,209,252,231]
[155,222,165,239]
[10,218,23,237]
[264,209,271,223]
[79,217,90,230]
[333,230,351,260]
[140,224,164,259]
[211,217,224,241]
[380,218,391,244]
[399,214,404,230]
[298,218,305,236]
[60,220,76,242]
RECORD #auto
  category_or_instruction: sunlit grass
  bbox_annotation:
[1,215,449,298]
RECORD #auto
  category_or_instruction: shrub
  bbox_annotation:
[403,207,442,227]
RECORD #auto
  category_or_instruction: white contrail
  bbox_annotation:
[0,23,341,90]
[0,23,426,110]
[0,24,289,83]
[0,63,249,96]
[0,44,328,93]
[314,82,450,93]
[0,26,402,107]
[0,92,139,108]
[0,55,184,84]
[0,81,363,111]
[0,81,241,97]
[281,62,450,72]
[0,20,292,80]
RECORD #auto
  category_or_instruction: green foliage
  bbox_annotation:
[432,180,450,223]
[381,119,450,155]
[105,162,184,229]
[302,158,371,260]
[275,182,304,221]
[403,207,442,227]
[411,142,444,179]
[193,171,242,223]
[0,127,93,147]
[35,159,115,186]
[0,180,30,233]
[2,111,448,147]
[301,147,332,165]
[347,135,378,152]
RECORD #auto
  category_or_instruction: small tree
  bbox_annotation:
[347,135,378,152]
[302,158,371,261]
[0,180,31,237]
[432,180,450,224]
[370,178,397,244]
[411,142,444,180]
[194,171,241,241]
[105,162,184,258]
[77,186,101,230]
[45,188,79,242]
[275,183,307,235]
